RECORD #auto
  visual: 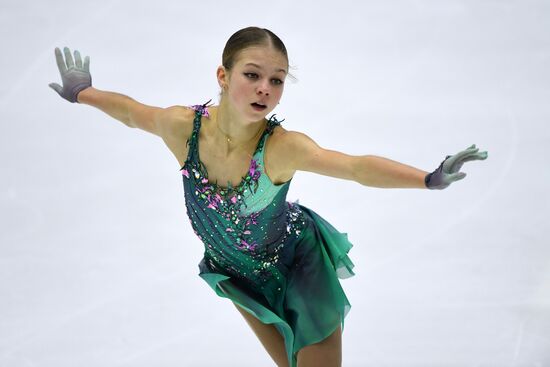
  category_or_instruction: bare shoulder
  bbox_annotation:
[268,126,320,158]
[271,126,357,181]
[157,105,196,167]
[265,124,289,158]
[157,105,195,142]
[264,125,318,182]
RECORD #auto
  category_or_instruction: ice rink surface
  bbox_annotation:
[1,0,549,366]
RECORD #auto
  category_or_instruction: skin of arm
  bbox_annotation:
[50,47,184,137]
[281,130,429,189]
[77,86,136,127]
[351,155,429,189]
[76,86,190,139]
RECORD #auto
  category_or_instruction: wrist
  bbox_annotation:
[76,86,96,104]
[424,172,432,189]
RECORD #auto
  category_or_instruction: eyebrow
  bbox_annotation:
[245,63,287,74]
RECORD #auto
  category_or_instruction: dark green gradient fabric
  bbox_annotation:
[180,102,355,366]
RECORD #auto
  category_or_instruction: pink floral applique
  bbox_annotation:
[245,212,260,226]
[236,239,258,251]
[189,99,212,117]
[248,159,261,181]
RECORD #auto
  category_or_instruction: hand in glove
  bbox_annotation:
[49,47,92,103]
[425,144,488,190]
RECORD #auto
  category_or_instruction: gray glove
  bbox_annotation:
[49,47,92,103]
[425,144,489,190]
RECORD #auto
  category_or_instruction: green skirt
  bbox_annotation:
[198,203,355,367]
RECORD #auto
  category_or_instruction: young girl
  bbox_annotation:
[49,26,488,367]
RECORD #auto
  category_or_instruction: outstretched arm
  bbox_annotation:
[352,155,429,189]
[77,86,167,134]
[49,46,192,139]
[281,131,488,189]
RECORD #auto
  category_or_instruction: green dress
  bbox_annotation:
[180,101,355,367]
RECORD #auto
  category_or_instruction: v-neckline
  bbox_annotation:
[195,117,268,192]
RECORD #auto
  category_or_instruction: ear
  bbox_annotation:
[216,65,228,89]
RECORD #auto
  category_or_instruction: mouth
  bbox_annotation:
[251,102,267,111]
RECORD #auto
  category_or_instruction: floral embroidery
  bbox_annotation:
[179,102,311,292]
[182,158,264,256]
[187,159,261,215]
[180,100,283,258]
[189,99,213,118]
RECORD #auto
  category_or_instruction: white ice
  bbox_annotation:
[0,0,549,366]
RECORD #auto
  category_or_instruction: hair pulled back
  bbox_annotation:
[222,26,288,71]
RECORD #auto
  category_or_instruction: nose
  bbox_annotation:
[256,81,270,96]
[257,89,269,96]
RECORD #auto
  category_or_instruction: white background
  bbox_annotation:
[1,0,549,366]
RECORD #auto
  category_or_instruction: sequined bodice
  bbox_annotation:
[180,101,307,296]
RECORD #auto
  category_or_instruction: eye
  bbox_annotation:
[271,79,284,85]
[244,72,258,79]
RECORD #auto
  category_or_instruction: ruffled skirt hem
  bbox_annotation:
[198,203,355,367]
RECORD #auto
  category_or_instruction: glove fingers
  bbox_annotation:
[446,149,488,176]
[451,162,465,173]
[48,82,62,95]
[450,151,479,171]
[54,47,67,75]
[444,146,480,172]
[442,153,462,172]
[462,152,486,163]
[455,150,489,167]
[84,55,90,72]
[63,47,74,69]
[474,151,489,160]
[448,172,466,182]
[74,49,83,68]
[457,146,479,160]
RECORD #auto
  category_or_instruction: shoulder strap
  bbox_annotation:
[182,104,284,167]
[265,113,284,135]
[183,100,212,166]
[256,114,285,153]
[189,99,213,118]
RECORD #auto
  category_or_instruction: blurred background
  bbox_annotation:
[1,0,548,366]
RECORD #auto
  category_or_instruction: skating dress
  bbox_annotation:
[179,101,355,367]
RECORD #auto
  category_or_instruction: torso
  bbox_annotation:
[163,105,295,187]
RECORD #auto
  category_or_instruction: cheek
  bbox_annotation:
[274,85,285,100]
[230,82,251,102]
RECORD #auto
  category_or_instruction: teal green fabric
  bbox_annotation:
[180,102,355,367]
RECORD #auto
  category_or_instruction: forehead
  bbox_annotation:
[235,46,288,72]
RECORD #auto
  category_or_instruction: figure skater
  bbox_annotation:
[49,26,488,367]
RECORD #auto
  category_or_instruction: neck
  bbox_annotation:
[213,100,266,155]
